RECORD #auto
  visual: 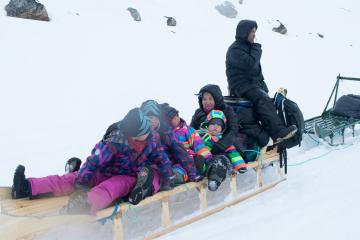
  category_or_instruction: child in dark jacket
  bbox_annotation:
[11,108,175,214]
[190,84,239,155]
[164,106,212,177]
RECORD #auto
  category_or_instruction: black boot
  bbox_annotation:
[11,165,31,199]
[63,189,91,215]
[207,155,230,191]
[275,125,298,143]
[237,167,247,174]
[173,169,186,184]
[129,166,154,205]
[65,157,82,173]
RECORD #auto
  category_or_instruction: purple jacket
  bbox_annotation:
[76,129,174,186]
[158,122,198,181]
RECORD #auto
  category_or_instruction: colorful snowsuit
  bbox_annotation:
[28,127,174,213]
[155,104,198,181]
[173,118,212,161]
[198,110,246,171]
[198,131,246,171]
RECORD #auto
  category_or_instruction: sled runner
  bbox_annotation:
[304,75,360,145]
[0,146,284,240]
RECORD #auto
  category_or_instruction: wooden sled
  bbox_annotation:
[0,146,284,240]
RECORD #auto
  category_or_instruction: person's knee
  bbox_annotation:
[245,88,270,104]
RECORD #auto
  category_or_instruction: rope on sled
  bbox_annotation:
[305,132,321,144]
[288,143,353,167]
[98,203,122,225]
[98,202,141,225]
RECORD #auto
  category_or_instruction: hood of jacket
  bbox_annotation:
[197,84,225,111]
[235,19,258,43]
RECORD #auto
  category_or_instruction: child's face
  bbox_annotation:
[208,123,222,135]
[202,92,215,113]
[170,115,180,128]
[148,115,160,130]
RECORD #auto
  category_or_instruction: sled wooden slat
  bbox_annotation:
[1,146,284,240]
[0,187,11,200]
[113,212,124,240]
[1,196,69,217]
[230,175,237,199]
[199,183,207,211]
[161,196,170,228]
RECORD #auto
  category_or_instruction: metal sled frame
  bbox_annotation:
[0,147,284,240]
[304,75,360,146]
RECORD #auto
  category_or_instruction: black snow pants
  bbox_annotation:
[241,88,285,139]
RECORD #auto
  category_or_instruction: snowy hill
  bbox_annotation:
[1,0,360,239]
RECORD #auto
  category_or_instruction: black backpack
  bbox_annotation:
[275,98,305,149]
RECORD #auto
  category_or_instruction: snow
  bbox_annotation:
[1,0,360,239]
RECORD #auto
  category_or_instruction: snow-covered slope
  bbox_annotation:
[1,0,360,239]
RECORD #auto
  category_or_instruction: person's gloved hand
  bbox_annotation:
[252,42,262,48]
[211,143,224,155]
[159,176,176,191]
[194,155,205,173]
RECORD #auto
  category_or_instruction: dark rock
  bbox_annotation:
[5,0,49,21]
[317,33,324,38]
[164,16,176,26]
[215,1,237,19]
[127,7,141,21]
[272,20,287,34]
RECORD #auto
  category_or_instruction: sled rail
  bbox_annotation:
[304,111,360,145]
[304,74,360,146]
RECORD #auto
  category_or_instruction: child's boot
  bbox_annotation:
[129,165,154,205]
[11,165,31,199]
[237,167,247,174]
[65,157,82,173]
[207,155,230,191]
[63,189,90,214]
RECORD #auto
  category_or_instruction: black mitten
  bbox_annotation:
[194,155,205,173]
[65,157,82,173]
[211,143,225,155]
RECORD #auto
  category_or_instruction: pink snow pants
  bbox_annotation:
[28,167,161,213]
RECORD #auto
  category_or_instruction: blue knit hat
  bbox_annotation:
[121,108,151,137]
[140,100,161,117]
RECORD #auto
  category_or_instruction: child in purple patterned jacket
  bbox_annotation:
[140,100,200,188]
[11,108,175,214]
[164,106,212,179]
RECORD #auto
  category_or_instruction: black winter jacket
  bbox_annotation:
[190,84,238,153]
[226,20,269,97]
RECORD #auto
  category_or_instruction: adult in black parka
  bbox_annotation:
[190,84,238,154]
[226,19,297,141]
